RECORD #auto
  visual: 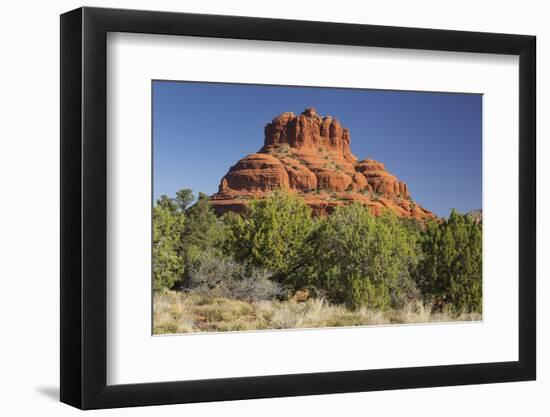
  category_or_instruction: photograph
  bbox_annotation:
[152,81,483,334]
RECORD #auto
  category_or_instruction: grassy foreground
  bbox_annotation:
[153,291,481,334]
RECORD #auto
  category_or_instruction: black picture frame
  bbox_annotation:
[60,6,536,410]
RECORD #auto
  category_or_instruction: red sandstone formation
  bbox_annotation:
[210,107,434,221]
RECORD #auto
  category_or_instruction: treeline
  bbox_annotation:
[153,189,482,314]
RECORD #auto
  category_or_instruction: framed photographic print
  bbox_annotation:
[60,6,536,410]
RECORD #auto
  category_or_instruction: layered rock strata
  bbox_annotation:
[210,107,434,220]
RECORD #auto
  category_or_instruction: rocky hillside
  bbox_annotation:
[210,107,434,220]
[467,209,482,224]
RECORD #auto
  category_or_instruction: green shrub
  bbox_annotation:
[223,190,314,279]
[295,204,420,310]
[153,189,227,290]
[180,192,227,278]
[153,188,482,316]
[415,210,482,313]
[152,203,185,291]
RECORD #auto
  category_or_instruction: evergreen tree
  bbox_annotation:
[415,210,482,313]
[224,190,314,279]
[181,192,226,273]
[299,204,419,310]
[152,202,185,291]
[156,194,178,213]
[175,189,194,211]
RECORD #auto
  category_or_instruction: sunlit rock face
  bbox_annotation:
[211,107,434,220]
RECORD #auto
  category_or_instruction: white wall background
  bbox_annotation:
[0,0,545,415]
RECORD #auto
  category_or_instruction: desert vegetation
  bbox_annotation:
[153,189,482,334]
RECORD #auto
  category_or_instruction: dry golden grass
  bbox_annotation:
[153,291,481,334]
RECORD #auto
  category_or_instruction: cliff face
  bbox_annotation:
[210,107,434,220]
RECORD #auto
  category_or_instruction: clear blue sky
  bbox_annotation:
[153,81,482,217]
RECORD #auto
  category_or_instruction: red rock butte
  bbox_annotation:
[210,107,434,220]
